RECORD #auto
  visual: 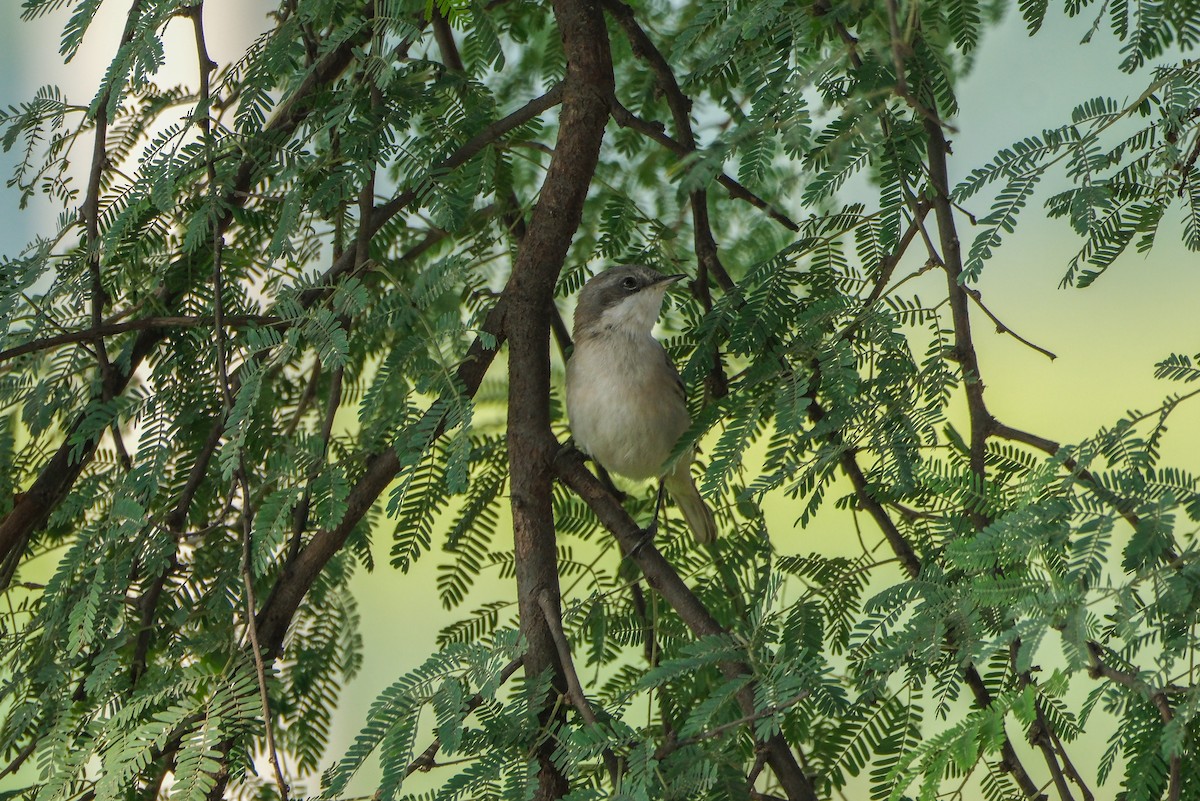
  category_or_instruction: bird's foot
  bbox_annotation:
[627,519,658,558]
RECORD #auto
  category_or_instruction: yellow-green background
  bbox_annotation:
[2,2,1198,797]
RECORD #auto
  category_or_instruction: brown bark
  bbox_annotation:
[556,449,818,801]
[502,0,613,794]
[0,7,379,576]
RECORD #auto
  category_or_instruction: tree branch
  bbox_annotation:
[554,447,819,801]
[923,115,1089,800]
[1087,642,1180,801]
[608,98,799,232]
[806,399,1045,799]
[286,365,343,563]
[603,0,733,396]
[537,591,623,784]
[297,82,564,310]
[858,202,929,310]
[882,0,951,131]
[0,4,385,580]
[923,118,994,503]
[961,285,1057,361]
[406,655,525,775]
[0,315,280,365]
[501,0,614,793]
[83,0,146,423]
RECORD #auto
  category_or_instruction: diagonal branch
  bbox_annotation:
[537,591,623,784]
[296,82,564,309]
[554,448,819,801]
[406,655,525,775]
[961,285,1057,361]
[1087,642,1180,801]
[991,421,1141,531]
[808,399,921,578]
[0,4,385,580]
[256,295,507,656]
[608,99,799,232]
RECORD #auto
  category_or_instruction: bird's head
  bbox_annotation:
[573,265,686,338]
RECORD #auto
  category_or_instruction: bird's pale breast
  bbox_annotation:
[566,332,691,480]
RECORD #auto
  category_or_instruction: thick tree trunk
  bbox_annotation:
[503,0,613,795]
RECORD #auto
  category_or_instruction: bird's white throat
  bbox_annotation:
[596,285,669,335]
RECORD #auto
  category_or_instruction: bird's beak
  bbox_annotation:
[655,273,688,287]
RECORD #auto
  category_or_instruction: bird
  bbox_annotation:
[565,265,718,545]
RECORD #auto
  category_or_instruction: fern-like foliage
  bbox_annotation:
[2,0,1200,800]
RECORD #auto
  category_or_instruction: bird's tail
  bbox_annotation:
[664,456,718,545]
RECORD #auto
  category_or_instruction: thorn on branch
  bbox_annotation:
[961,285,1057,361]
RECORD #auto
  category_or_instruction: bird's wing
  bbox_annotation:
[659,341,686,403]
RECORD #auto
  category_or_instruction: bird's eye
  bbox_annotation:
[620,276,638,291]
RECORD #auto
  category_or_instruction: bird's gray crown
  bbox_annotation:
[572,265,684,338]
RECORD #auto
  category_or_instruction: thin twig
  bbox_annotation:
[287,366,343,563]
[240,486,289,801]
[282,362,322,440]
[656,691,810,758]
[883,0,910,97]
[961,285,1057,361]
[128,414,228,688]
[809,399,921,577]
[1021,646,1076,801]
[129,550,180,687]
[838,202,931,344]
[0,315,280,364]
[608,98,799,232]
[537,590,623,784]
[860,202,930,309]
[190,3,288,798]
[406,655,525,775]
[1045,709,1095,801]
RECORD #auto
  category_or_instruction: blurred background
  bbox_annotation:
[2,2,1198,797]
